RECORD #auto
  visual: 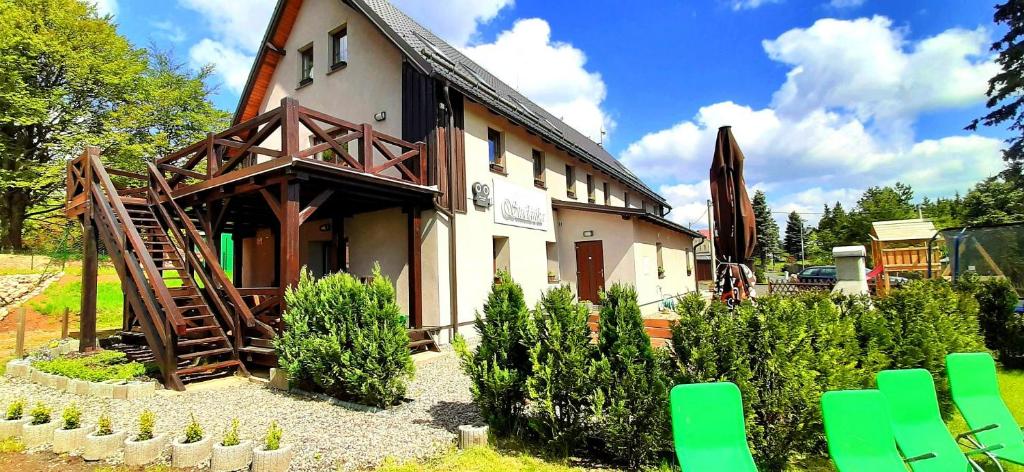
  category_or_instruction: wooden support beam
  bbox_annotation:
[80,216,98,352]
[281,97,300,158]
[407,205,423,328]
[280,181,301,293]
[299,189,335,224]
[260,188,283,222]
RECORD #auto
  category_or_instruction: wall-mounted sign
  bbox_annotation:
[472,182,492,208]
[492,179,550,230]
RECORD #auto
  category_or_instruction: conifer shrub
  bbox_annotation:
[264,421,282,451]
[970,277,1024,367]
[96,413,113,436]
[183,414,203,443]
[526,285,598,452]
[5,398,24,420]
[592,284,669,469]
[29,402,51,425]
[454,270,534,434]
[136,410,155,441]
[222,418,240,447]
[61,404,81,430]
[276,265,414,408]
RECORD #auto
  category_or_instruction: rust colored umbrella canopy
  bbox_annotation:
[710,126,757,266]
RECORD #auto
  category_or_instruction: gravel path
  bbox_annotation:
[0,350,480,471]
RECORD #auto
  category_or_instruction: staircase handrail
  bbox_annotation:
[146,162,264,335]
[88,154,188,336]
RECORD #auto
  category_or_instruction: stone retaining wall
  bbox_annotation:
[5,359,156,400]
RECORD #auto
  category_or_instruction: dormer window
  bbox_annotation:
[330,26,348,70]
[299,44,314,86]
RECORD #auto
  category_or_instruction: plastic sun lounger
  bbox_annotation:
[877,368,1001,472]
[669,382,758,471]
[822,389,937,472]
[947,352,1024,467]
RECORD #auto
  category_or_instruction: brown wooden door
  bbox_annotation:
[575,240,605,303]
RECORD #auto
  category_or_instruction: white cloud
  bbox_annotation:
[624,17,1003,230]
[764,16,997,135]
[152,20,186,43]
[178,0,275,95]
[828,0,866,8]
[188,39,254,94]
[392,0,513,47]
[730,0,782,11]
[90,0,117,16]
[462,18,613,142]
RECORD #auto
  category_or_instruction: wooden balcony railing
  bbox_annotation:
[153,97,429,191]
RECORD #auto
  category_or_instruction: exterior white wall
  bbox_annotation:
[259,0,403,137]
[633,220,698,309]
[345,208,410,314]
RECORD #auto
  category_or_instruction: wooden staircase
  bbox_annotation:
[66,150,272,390]
[123,201,244,381]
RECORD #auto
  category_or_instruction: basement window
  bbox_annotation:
[298,44,314,86]
[330,26,348,70]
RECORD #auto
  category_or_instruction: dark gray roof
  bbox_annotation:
[352,0,668,207]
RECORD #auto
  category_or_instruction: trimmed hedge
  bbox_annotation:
[275,265,414,408]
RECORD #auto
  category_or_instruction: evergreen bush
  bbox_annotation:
[61,404,81,430]
[5,398,24,420]
[526,285,598,452]
[264,421,282,451]
[96,413,112,436]
[972,277,1024,367]
[29,402,51,425]
[222,418,240,447]
[592,284,669,469]
[275,265,414,408]
[454,270,534,434]
[183,414,203,443]
[136,410,155,441]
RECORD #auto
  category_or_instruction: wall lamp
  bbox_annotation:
[374,111,387,122]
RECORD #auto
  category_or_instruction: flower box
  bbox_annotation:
[124,381,155,399]
[123,432,168,466]
[83,430,126,461]
[49,374,69,391]
[171,435,212,469]
[0,417,29,439]
[88,381,114,398]
[211,439,253,472]
[68,379,91,395]
[53,425,93,454]
[4,359,30,378]
[22,420,58,449]
[252,444,293,472]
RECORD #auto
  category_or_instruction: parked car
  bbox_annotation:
[796,266,907,286]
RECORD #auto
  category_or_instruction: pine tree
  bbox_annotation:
[454,271,534,434]
[783,211,807,259]
[526,286,597,452]
[593,284,669,468]
[752,190,781,263]
[968,0,1024,179]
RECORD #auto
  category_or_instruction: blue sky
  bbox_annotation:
[97,0,1007,228]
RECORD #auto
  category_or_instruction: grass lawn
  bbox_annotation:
[28,277,123,331]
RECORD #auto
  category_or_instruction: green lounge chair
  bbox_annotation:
[669,382,758,471]
[822,389,937,471]
[947,352,1024,466]
[877,368,999,472]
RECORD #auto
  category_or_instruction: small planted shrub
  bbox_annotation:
[183,414,204,443]
[526,285,598,452]
[136,410,155,441]
[29,402,51,425]
[276,265,414,408]
[222,418,240,447]
[593,284,669,469]
[5,398,25,420]
[62,404,82,430]
[454,270,535,434]
[265,421,282,451]
[96,412,113,436]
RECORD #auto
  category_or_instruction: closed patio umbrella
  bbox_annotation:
[709,126,757,302]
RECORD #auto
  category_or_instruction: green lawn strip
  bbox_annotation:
[944,368,1024,472]
[28,278,123,331]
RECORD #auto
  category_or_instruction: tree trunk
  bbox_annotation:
[0,190,29,251]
